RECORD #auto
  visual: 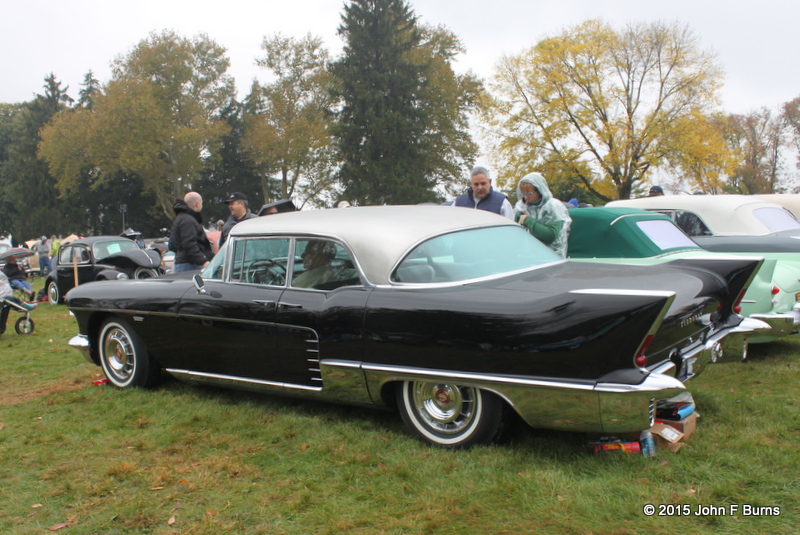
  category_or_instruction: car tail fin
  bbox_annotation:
[664,256,764,317]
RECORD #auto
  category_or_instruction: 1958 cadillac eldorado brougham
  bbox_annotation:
[66,206,761,447]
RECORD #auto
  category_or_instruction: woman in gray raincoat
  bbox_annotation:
[514,172,572,258]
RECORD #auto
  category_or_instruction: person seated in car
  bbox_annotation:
[292,240,339,288]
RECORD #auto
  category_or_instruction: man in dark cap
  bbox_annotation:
[648,185,665,197]
[219,192,257,248]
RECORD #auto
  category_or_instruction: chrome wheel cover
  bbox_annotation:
[411,382,479,436]
[102,327,135,383]
[47,282,60,305]
[135,268,158,279]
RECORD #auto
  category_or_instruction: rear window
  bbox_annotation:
[636,220,700,252]
[752,207,800,233]
[92,239,139,259]
[392,226,560,284]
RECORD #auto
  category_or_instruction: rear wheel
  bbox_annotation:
[15,316,34,335]
[98,318,160,388]
[47,280,62,305]
[396,380,506,448]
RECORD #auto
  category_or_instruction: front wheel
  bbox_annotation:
[134,267,159,279]
[98,318,161,388]
[15,316,35,335]
[396,381,506,448]
[47,280,62,305]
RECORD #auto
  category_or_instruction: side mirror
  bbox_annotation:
[192,274,206,295]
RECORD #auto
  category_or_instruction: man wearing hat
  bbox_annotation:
[219,192,258,248]
[648,185,665,197]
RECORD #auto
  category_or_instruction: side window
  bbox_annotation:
[674,211,712,236]
[58,246,72,264]
[230,238,290,286]
[63,246,90,264]
[291,239,359,290]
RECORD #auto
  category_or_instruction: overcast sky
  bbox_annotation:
[3,0,797,120]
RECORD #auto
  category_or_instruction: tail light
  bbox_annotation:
[635,334,654,368]
[733,288,747,314]
[771,285,780,295]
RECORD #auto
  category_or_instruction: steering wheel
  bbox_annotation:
[245,259,287,285]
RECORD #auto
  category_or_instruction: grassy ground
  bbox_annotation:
[1,282,798,534]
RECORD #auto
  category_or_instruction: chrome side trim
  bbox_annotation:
[68,334,93,364]
[165,368,323,393]
[380,258,569,289]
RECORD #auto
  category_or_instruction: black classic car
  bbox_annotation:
[66,206,761,448]
[47,236,163,305]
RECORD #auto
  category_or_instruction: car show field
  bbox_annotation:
[1,287,797,534]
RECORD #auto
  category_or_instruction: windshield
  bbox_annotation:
[753,207,800,232]
[92,239,140,260]
[201,242,227,280]
[636,220,700,251]
[392,226,560,284]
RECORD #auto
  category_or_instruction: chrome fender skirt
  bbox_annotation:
[352,362,686,434]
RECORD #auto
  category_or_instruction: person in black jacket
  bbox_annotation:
[171,192,213,272]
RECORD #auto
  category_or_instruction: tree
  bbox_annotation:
[484,20,724,201]
[77,70,100,109]
[723,108,787,194]
[242,34,337,208]
[0,75,82,239]
[330,0,480,205]
[39,31,235,218]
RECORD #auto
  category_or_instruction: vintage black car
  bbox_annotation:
[66,206,760,448]
[47,236,163,305]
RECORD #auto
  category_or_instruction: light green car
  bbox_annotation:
[568,207,800,359]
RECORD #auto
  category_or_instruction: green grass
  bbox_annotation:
[1,283,798,534]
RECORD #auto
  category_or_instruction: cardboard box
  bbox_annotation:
[656,412,697,440]
[651,422,685,453]
[650,412,698,453]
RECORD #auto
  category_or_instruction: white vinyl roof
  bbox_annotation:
[230,205,517,284]
[607,195,800,235]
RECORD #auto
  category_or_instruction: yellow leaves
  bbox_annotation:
[485,20,725,200]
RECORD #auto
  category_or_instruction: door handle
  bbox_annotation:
[278,302,303,309]
[253,300,275,307]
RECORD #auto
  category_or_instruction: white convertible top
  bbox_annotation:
[607,195,800,235]
[230,205,517,284]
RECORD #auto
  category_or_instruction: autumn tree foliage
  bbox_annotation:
[723,108,787,194]
[484,20,725,201]
[39,31,235,218]
[242,34,337,208]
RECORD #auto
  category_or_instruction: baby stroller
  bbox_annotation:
[1,297,36,335]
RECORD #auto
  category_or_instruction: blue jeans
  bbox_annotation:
[174,263,204,273]
[10,279,33,297]
[39,257,51,276]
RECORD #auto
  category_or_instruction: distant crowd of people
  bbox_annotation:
[165,167,669,266]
